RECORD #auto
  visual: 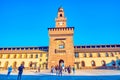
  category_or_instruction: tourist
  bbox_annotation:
[59,65,62,76]
[61,63,65,71]
[38,66,40,72]
[17,64,24,80]
[65,66,67,72]
[51,66,54,74]
[72,65,75,74]
[55,65,59,75]
[116,58,120,69]
[111,60,116,69]
[67,65,71,74]
[7,65,12,79]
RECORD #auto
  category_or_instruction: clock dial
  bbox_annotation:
[59,22,63,26]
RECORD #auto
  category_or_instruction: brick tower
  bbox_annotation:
[48,7,75,69]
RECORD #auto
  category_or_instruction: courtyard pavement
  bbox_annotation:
[0,69,120,80]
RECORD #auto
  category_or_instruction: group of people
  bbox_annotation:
[51,65,75,76]
[7,64,24,80]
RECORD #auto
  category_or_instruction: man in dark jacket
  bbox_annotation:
[17,64,24,80]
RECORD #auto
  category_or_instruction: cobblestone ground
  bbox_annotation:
[0,69,120,80]
[0,75,120,80]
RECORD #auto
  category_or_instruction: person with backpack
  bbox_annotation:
[7,65,12,79]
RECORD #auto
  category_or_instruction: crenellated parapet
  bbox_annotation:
[48,27,74,36]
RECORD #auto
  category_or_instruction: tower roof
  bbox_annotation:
[58,7,64,12]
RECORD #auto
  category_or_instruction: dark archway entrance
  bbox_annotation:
[59,59,64,67]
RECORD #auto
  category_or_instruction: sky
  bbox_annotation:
[0,0,120,47]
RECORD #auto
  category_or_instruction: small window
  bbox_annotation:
[40,53,42,57]
[20,54,22,58]
[105,52,109,57]
[7,54,10,59]
[0,48,3,50]
[46,54,48,57]
[0,54,3,58]
[101,60,106,66]
[30,54,33,58]
[40,59,42,61]
[82,46,85,48]
[17,48,20,50]
[36,54,38,58]
[84,53,87,57]
[30,48,33,50]
[75,52,79,58]
[110,52,114,57]
[115,52,117,55]
[14,54,16,58]
[89,53,92,57]
[98,53,101,57]
[59,45,64,49]
[12,48,15,50]
[60,14,62,17]
[0,61,1,66]
[8,48,11,50]
[21,48,24,50]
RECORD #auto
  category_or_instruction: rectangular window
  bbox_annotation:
[30,54,33,58]
[46,54,48,57]
[75,53,79,58]
[36,54,38,58]
[40,53,42,57]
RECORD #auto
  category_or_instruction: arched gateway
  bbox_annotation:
[48,7,75,69]
[59,59,64,66]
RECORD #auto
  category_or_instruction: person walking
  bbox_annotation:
[17,64,24,80]
[38,66,40,72]
[72,65,75,74]
[7,66,12,79]
[55,65,59,75]
[59,65,62,76]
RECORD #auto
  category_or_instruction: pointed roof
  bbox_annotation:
[58,7,64,12]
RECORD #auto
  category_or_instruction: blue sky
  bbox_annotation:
[0,0,120,47]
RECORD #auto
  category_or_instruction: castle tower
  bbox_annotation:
[48,7,75,69]
[55,7,67,27]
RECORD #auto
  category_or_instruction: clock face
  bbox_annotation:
[59,22,63,26]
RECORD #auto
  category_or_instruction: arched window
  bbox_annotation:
[24,54,27,58]
[4,61,9,69]
[105,52,109,57]
[91,60,96,66]
[60,14,62,17]
[14,54,16,58]
[75,52,79,58]
[0,61,1,66]
[18,54,22,58]
[98,53,101,57]
[8,54,10,58]
[6,54,10,59]
[12,62,17,68]
[30,54,33,58]
[0,54,3,58]
[57,41,65,49]
[81,61,85,67]
[36,54,38,58]
[29,61,33,69]
[83,53,86,57]
[110,52,114,57]
[89,53,92,57]
[101,60,106,66]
